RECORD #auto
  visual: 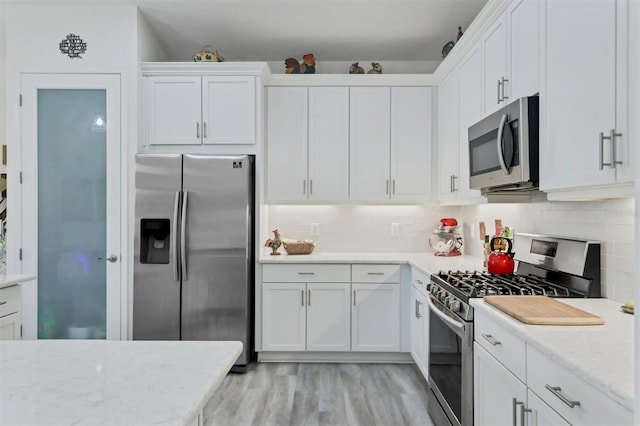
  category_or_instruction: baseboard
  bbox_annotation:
[257,351,414,363]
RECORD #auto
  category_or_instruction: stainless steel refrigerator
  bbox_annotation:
[133,154,254,369]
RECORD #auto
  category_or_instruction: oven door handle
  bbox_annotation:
[427,295,466,336]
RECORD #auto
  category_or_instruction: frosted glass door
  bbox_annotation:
[21,74,121,340]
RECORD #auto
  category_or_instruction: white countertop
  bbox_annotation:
[0,274,36,289]
[0,340,242,426]
[471,298,634,411]
[260,252,484,275]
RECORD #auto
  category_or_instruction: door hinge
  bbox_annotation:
[19,94,22,107]
[19,248,22,261]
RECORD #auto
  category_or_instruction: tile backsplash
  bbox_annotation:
[265,198,635,303]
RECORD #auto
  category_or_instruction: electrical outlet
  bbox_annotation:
[390,223,400,237]
[311,223,320,236]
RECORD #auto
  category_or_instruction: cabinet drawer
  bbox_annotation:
[262,264,351,283]
[0,285,21,318]
[411,267,430,293]
[351,264,400,283]
[475,308,526,381]
[527,345,633,426]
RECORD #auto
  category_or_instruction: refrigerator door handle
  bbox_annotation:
[172,191,181,281]
[181,190,188,281]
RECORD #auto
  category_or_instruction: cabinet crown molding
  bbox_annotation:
[141,62,271,79]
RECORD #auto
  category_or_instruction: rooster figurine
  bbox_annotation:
[264,229,283,255]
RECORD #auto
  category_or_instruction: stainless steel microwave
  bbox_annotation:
[468,96,539,194]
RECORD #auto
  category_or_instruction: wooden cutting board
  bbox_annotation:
[484,296,605,325]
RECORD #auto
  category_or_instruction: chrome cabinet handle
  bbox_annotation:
[482,333,501,346]
[203,122,207,138]
[297,272,315,275]
[97,255,118,262]
[196,122,200,138]
[392,179,396,195]
[512,398,524,426]
[452,175,458,192]
[308,289,311,306]
[417,301,423,318]
[450,175,454,192]
[521,405,531,425]
[386,180,389,195]
[301,289,304,306]
[498,79,502,103]
[0,301,6,306]
[600,129,623,169]
[415,299,419,318]
[309,179,313,195]
[353,290,356,306]
[545,384,581,408]
[501,77,509,101]
[367,272,385,275]
[303,180,306,195]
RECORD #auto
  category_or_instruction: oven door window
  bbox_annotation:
[429,308,463,423]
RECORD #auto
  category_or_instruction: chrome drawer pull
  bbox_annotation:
[297,272,315,275]
[0,301,6,306]
[545,384,581,408]
[482,334,501,346]
[367,272,385,275]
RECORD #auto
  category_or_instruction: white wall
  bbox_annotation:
[267,198,635,303]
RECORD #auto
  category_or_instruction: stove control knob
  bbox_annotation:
[438,291,446,302]
[431,287,438,296]
[450,300,461,312]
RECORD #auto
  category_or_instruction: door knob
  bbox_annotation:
[97,255,118,262]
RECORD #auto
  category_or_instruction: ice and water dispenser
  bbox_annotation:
[140,219,170,264]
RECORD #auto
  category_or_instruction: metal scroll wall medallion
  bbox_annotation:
[59,33,87,58]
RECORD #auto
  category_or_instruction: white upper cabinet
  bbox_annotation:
[350,87,392,201]
[483,16,508,115]
[202,76,256,144]
[541,0,631,198]
[146,77,202,145]
[308,87,350,201]
[437,71,460,201]
[457,43,484,200]
[483,0,540,115]
[266,86,349,202]
[390,87,433,200]
[266,86,308,201]
[144,75,256,146]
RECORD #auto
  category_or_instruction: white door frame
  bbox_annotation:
[19,73,122,340]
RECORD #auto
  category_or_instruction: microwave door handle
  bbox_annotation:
[497,113,510,175]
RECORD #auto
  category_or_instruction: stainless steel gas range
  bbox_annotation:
[426,233,601,426]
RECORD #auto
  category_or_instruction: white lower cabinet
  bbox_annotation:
[262,263,401,353]
[475,308,633,426]
[0,285,21,340]
[410,268,429,379]
[474,343,527,426]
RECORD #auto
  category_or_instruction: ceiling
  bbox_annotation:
[132,0,489,63]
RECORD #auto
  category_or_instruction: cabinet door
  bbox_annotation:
[0,313,21,340]
[527,390,570,426]
[541,0,617,190]
[146,76,202,145]
[352,283,400,352]
[410,286,428,376]
[390,87,432,200]
[266,87,308,201]
[202,76,256,144]
[474,343,527,426]
[262,283,306,351]
[508,0,540,101]
[437,72,459,201]
[306,283,351,351]
[350,87,391,200]
[308,87,350,201]
[483,15,507,115]
[457,44,483,200]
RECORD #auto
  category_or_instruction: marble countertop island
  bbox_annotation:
[471,297,634,411]
[0,340,242,425]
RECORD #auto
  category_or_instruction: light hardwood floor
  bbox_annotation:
[204,363,434,426]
